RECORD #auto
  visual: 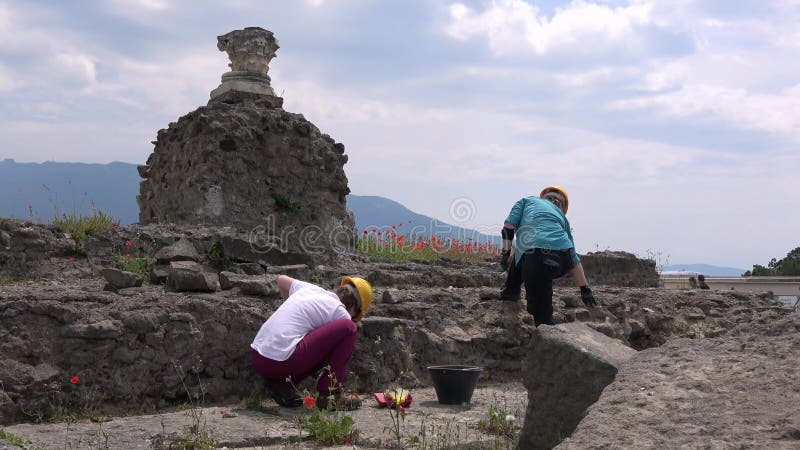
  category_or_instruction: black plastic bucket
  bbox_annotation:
[427,365,483,405]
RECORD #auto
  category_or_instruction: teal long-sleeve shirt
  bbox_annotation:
[504,196,580,267]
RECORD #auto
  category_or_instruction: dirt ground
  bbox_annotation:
[0,383,527,449]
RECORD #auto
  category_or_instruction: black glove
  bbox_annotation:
[580,285,597,307]
[500,249,511,271]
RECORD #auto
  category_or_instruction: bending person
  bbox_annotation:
[250,275,372,410]
[500,186,597,326]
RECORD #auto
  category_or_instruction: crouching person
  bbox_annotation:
[250,275,372,410]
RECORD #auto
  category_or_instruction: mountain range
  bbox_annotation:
[0,159,497,243]
[0,159,746,274]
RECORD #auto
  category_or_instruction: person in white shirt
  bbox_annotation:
[250,274,372,409]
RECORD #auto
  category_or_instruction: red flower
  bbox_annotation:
[398,223,402,227]
[68,257,76,262]
[124,240,134,248]
[391,225,396,229]
[304,396,315,410]
[345,436,351,445]
[362,229,368,235]
[70,376,79,384]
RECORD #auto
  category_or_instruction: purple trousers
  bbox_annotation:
[251,318,358,396]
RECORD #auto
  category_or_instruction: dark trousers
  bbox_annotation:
[519,249,575,327]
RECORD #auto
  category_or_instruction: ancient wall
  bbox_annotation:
[557,250,660,288]
[137,28,355,260]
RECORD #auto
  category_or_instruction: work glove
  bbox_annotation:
[500,249,511,272]
[580,285,597,307]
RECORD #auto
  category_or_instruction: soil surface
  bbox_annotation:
[0,383,526,449]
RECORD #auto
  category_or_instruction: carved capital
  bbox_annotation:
[216,27,279,75]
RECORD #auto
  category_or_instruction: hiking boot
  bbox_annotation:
[316,395,362,411]
[263,379,303,407]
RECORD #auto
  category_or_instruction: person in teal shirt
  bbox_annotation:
[500,186,596,326]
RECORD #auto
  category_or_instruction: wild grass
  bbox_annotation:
[51,208,117,247]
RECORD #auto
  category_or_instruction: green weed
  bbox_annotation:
[51,208,116,247]
[273,193,299,212]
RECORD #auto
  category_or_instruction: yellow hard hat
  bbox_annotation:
[341,276,372,321]
[540,186,569,214]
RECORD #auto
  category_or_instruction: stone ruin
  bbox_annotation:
[2,26,799,449]
[137,27,354,264]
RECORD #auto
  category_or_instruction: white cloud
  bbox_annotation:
[0,64,14,92]
[446,0,653,56]
[611,83,800,138]
[107,0,169,13]
[54,53,98,85]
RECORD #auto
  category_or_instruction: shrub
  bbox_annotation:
[51,209,117,246]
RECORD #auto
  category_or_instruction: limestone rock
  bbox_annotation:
[264,264,309,277]
[219,272,278,297]
[230,262,265,275]
[167,261,219,292]
[519,322,636,449]
[558,315,800,449]
[100,268,144,289]
[153,238,201,264]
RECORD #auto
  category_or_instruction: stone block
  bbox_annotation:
[154,238,201,264]
[519,322,636,449]
[168,261,218,292]
[219,271,278,297]
[231,262,265,275]
[100,268,144,289]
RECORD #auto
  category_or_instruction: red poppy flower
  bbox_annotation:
[304,396,315,410]
[124,240,134,248]
[70,376,79,384]
[68,257,76,262]
[363,230,368,235]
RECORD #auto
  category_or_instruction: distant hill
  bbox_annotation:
[0,159,140,224]
[662,264,746,277]
[0,160,498,243]
[347,195,499,243]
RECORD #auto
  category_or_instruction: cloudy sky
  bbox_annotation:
[1,0,798,269]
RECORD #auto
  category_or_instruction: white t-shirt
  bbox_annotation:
[250,280,351,361]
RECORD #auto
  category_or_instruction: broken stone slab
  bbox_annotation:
[519,322,637,449]
[218,272,278,297]
[230,262,265,275]
[154,238,201,264]
[100,268,143,290]
[264,264,309,276]
[167,261,219,292]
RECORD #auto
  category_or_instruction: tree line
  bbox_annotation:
[744,246,800,276]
